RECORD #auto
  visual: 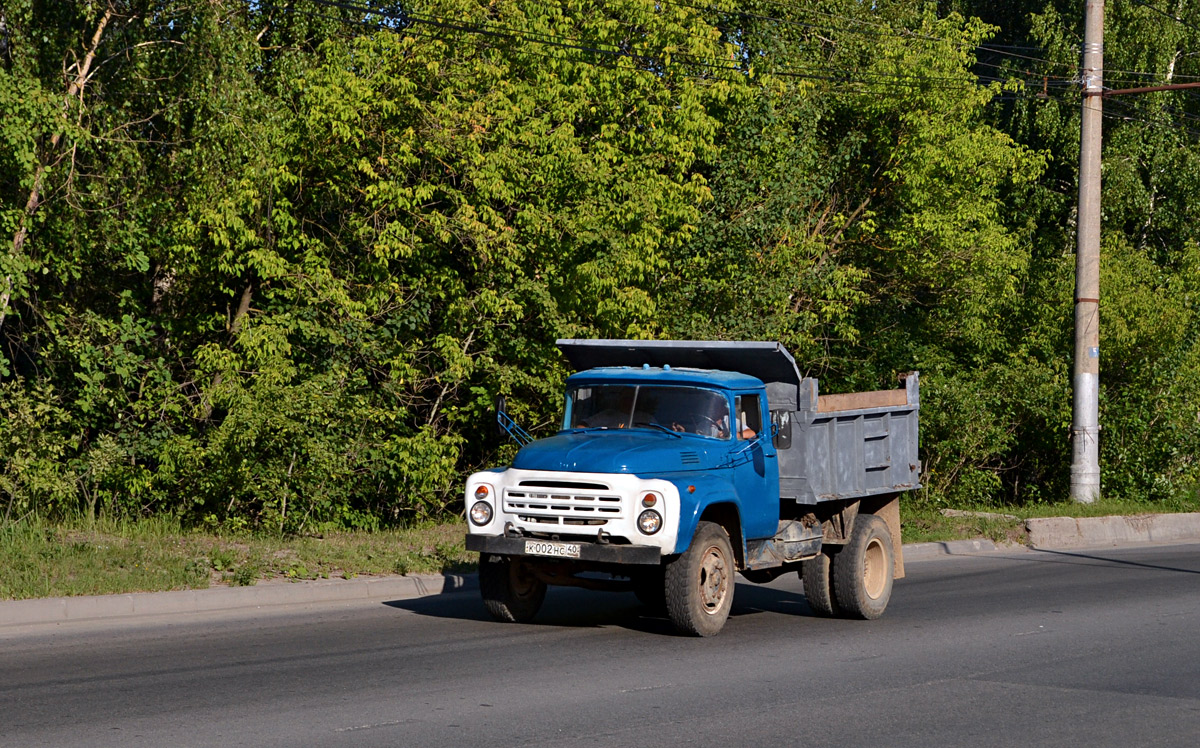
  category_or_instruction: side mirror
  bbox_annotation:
[771,410,792,449]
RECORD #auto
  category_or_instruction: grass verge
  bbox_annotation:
[901,494,1200,546]
[0,516,473,601]
[2,494,1197,600]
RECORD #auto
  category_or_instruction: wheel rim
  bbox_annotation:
[863,537,887,599]
[698,544,730,615]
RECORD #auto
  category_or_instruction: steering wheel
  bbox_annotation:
[692,414,724,437]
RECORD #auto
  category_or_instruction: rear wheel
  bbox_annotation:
[831,514,894,619]
[801,550,839,617]
[479,553,546,623]
[664,522,736,636]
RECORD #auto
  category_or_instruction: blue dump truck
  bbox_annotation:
[465,339,920,636]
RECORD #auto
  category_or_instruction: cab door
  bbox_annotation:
[729,392,779,540]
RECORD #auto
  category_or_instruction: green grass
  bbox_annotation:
[901,504,1026,545]
[3,493,1197,600]
[0,516,474,601]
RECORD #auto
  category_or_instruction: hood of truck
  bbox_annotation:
[512,431,727,474]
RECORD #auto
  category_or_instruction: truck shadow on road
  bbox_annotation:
[382,582,821,635]
[1029,548,1200,575]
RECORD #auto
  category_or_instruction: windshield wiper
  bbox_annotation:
[634,421,683,438]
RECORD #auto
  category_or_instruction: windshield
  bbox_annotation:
[563,384,732,439]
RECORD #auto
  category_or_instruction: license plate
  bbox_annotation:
[524,540,581,559]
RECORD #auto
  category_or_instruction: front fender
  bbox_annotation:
[665,473,745,558]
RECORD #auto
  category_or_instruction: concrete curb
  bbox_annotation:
[0,573,476,629]
[1025,512,1200,549]
[901,538,1004,561]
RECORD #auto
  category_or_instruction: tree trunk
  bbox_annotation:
[0,5,114,333]
[201,283,254,421]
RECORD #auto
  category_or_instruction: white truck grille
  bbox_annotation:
[503,479,625,527]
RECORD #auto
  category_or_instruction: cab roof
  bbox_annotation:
[566,365,763,391]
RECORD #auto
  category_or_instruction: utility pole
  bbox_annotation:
[1071,0,1103,503]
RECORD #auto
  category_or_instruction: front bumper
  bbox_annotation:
[465,534,662,565]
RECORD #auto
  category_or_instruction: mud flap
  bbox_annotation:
[875,496,905,579]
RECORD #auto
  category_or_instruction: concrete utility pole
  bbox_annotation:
[1071,0,1103,504]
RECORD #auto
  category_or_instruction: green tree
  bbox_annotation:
[664,1,1051,505]
[949,0,1200,502]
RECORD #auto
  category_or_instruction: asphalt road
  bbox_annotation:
[2,544,1199,747]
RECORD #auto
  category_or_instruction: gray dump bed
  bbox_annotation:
[557,339,920,505]
[787,373,920,503]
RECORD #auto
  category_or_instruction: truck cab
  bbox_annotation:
[466,339,920,636]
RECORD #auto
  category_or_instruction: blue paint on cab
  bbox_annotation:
[513,366,780,552]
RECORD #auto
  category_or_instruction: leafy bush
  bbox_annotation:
[2,0,1199,530]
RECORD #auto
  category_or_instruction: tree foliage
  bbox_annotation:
[1,0,1197,530]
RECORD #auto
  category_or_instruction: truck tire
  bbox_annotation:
[801,551,840,617]
[479,553,546,623]
[664,521,736,636]
[831,514,894,619]
[633,567,667,613]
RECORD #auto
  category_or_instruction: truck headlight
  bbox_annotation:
[637,509,662,535]
[469,500,493,526]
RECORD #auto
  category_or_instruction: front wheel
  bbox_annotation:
[479,553,546,623]
[664,521,736,636]
[831,514,895,619]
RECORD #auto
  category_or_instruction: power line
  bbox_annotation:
[1103,96,1200,139]
[264,2,745,100]
[291,0,1016,88]
[1126,0,1200,37]
[263,1,1200,107]
[723,0,1200,86]
[659,0,1076,72]
[285,0,1200,88]
[301,0,673,68]
[279,1,992,90]
[653,0,1190,94]
[259,4,1200,204]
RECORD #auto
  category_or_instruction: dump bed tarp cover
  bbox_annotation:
[556,339,802,387]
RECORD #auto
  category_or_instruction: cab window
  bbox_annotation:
[733,395,762,440]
